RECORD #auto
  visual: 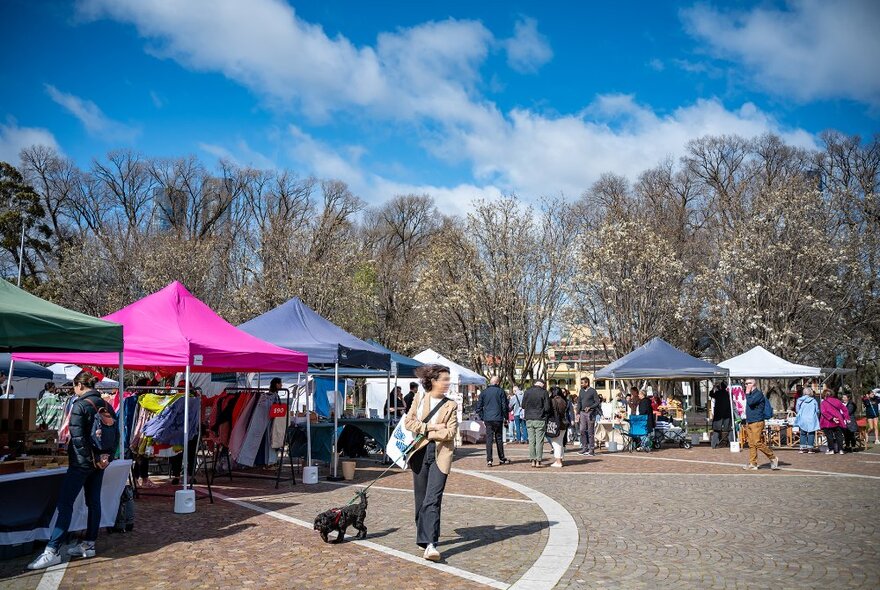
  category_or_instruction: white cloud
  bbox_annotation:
[79,0,819,205]
[682,0,880,106]
[149,90,164,108]
[198,139,275,169]
[450,95,816,197]
[0,118,60,164]
[504,17,553,74]
[45,84,139,142]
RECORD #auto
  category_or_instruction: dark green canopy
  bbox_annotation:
[0,279,123,353]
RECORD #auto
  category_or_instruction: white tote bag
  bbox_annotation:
[386,415,416,469]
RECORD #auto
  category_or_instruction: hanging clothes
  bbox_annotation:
[236,394,272,467]
[228,394,258,461]
[143,396,201,446]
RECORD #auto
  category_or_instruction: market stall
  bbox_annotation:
[238,297,390,478]
[596,337,730,445]
[719,346,822,447]
[19,281,308,510]
[0,278,125,556]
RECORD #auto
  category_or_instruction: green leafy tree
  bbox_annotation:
[0,161,51,280]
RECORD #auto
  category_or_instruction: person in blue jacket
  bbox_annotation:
[742,379,779,470]
[795,387,820,453]
[476,376,510,467]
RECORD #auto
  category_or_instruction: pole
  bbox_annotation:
[183,365,191,489]
[727,376,737,443]
[17,215,25,286]
[3,358,12,397]
[332,361,339,479]
[118,352,125,457]
[302,373,311,467]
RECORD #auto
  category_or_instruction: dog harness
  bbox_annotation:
[330,508,344,526]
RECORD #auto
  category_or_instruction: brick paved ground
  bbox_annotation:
[2,441,879,589]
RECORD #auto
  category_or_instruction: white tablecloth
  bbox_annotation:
[460,420,485,443]
[0,459,131,545]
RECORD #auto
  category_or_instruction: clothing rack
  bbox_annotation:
[205,387,297,489]
[123,386,213,504]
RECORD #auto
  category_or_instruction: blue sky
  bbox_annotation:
[1,0,877,211]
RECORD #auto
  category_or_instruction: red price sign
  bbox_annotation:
[269,404,287,418]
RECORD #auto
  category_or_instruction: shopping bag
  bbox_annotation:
[385,416,416,470]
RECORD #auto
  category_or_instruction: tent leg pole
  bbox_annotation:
[728,377,736,443]
[4,358,13,397]
[183,365,191,491]
[303,373,311,468]
[118,352,125,457]
[332,362,339,479]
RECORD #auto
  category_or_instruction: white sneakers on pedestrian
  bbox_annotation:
[67,541,96,558]
[742,464,758,470]
[27,547,60,570]
[550,462,563,468]
[825,450,835,454]
[770,457,780,470]
[423,543,441,561]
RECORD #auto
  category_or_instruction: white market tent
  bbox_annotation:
[718,346,821,378]
[412,349,486,386]
[48,363,119,388]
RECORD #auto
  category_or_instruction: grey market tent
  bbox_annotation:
[0,354,52,379]
[596,337,728,380]
[238,298,390,370]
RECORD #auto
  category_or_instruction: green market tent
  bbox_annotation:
[0,279,123,353]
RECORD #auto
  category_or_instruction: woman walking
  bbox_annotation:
[404,364,458,562]
[795,387,820,453]
[548,387,569,468]
[863,389,880,446]
[29,371,109,569]
[820,389,849,455]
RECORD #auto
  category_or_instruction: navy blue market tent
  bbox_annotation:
[238,298,390,370]
[0,353,53,379]
[308,340,422,378]
[595,337,728,380]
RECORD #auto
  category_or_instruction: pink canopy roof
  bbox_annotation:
[17,281,308,373]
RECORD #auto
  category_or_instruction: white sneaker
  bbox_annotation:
[550,462,563,468]
[770,457,779,470]
[423,543,441,562]
[27,548,61,570]
[742,464,758,470]
[837,450,845,455]
[825,450,835,454]
[67,541,96,558]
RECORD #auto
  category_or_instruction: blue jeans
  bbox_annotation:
[514,416,527,442]
[48,467,104,550]
[800,430,815,449]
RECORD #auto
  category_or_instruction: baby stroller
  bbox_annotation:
[652,419,691,449]
[617,415,652,452]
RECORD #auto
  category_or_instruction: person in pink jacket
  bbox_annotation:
[819,389,850,455]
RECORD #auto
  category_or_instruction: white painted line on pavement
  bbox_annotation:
[214,491,508,589]
[455,469,579,590]
[605,453,880,480]
[323,479,535,504]
[468,469,828,477]
[35,556,68,590]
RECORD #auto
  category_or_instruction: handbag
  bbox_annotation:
[546,418,560,438]
[385,394,450,469]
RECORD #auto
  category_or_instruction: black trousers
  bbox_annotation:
[484,420,506,462]
[823,427,844,453]
[170,437,199,478]
[132,456,150,479]
[843,427,857,450]
[411,442,448,548]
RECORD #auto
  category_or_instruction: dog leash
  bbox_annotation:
[343,434,424,505]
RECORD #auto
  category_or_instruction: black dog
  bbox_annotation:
[313,491,368,543]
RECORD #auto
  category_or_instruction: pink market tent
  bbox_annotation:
[17,281,308,507]
[18,281,308,373]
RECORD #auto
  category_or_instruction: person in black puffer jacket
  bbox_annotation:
[28,371,108,570]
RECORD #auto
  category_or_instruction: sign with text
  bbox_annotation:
[269,404,287,418]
